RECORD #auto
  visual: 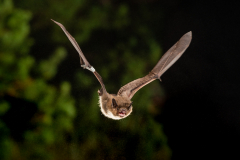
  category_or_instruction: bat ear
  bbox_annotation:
[112,98,118,108]
[128,102,133,110]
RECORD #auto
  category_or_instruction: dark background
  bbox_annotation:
[159,1,240,159]
[1,0,239,159]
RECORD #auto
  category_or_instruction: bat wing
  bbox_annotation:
[52,19,106,92]
[117,31,192,99]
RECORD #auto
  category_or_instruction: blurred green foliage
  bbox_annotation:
[0,0,170,159]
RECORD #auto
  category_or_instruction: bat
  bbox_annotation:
[51,19,192,120]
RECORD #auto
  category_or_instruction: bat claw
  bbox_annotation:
[81,65,95,72]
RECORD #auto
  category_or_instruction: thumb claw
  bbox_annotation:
[81,65,95,72]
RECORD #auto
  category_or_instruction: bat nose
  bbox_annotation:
[120,109,126,114]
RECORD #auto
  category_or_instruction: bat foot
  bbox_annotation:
[81,65,95,72]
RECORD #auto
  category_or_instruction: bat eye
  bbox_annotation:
[112,98,118,108]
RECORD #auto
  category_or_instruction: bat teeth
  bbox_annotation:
[118,111,126,117]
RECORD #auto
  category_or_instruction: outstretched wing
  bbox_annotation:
[117,31,192,99]
[51,19,90,68]
[52,19,106,92]
[117,72,157,99]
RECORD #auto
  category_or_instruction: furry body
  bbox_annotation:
[99,93,132,120]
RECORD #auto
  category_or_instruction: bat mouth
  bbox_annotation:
[118,110,126,117]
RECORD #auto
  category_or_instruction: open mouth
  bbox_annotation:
[118,110,126,117]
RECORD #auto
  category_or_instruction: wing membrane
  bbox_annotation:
[52,19,106,92]
[51,19,90,67]
[117,32,192,99]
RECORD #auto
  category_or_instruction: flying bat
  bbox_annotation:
[51,19,192,120]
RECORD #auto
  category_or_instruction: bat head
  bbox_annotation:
[111,98,133,119]
[99,95,133,120]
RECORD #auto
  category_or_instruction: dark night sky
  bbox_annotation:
[156,1,240,159]
[2,1,239,159]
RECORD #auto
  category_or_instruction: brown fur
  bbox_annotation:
[99,93,133,120]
